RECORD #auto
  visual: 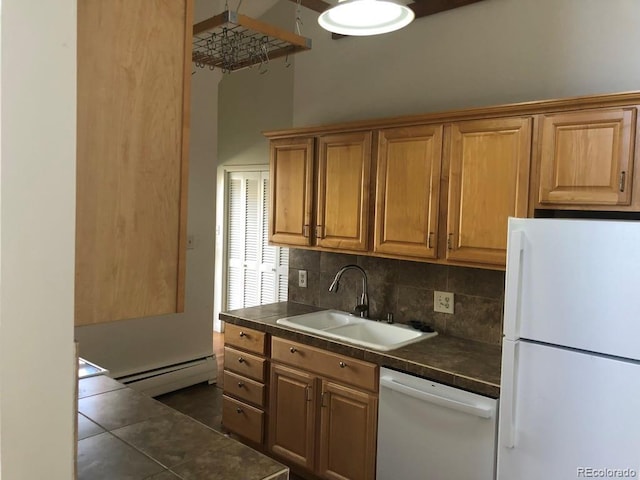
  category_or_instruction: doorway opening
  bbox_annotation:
[214,166,288,332]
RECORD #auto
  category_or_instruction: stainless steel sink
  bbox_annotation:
[276,310,437,351]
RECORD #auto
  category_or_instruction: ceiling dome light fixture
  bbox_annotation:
[318,0,415,36]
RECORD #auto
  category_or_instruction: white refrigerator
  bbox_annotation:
[498,218,640,480]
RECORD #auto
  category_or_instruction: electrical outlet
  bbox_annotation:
[434,291,454,314]
[298,270,308,288]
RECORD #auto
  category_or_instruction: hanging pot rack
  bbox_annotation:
[192,10,312,73]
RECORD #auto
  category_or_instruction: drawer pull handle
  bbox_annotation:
[237,382,245,388]
[236,407,243,414]
[339,361,347,369]
[290,347,297,353]
[239,331,246,337]
[238,357,245,363]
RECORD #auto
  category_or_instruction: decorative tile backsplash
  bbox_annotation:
[288,249,505,345]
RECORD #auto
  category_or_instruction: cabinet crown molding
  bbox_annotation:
[263,91,640,139]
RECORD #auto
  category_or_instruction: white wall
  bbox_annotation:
[214,2,296,328]
[218,2,296,166]
[293,0,640,125]
[74,2,222,377]
[216,0,640,178]
[0,0,76,478]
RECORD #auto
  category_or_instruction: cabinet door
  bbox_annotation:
[269,364,317,471]
[76,0,193,325]
[318,380,378,480]
[447,117,531,266]
[374,125,443,259]
[537,108,635,207]
[316,132,372,251]
[269,137,315,246]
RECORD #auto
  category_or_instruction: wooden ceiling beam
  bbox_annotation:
[289,0,487,16]
[409,0,485,19]
[288,0,487,39]
[288,0,331,13]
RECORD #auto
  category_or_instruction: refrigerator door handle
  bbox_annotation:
[503,230,524,339]
[500,340,519,448]
[380,376,494,419]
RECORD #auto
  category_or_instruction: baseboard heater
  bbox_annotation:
[116,356,217,397]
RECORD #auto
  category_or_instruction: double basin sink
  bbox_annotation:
[276,310,437,352]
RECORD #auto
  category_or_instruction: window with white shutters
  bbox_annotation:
[224,170,288,311]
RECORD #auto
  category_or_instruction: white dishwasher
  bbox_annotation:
[377,368,498,480]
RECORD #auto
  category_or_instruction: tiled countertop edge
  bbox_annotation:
[220,304,501,399]
[77,376,289,480]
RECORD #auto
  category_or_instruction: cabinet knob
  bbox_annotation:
[290,347,297,353]
[237,382,245,388]
[339,361,347,368]
[236,407,243,414]
[238,357,245,363]
[239,331,246,337]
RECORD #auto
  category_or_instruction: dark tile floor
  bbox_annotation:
[157,382,305,480]
[156,383,224,433]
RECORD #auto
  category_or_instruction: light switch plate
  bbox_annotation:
[434,291,454,314]
[298,270,308,288]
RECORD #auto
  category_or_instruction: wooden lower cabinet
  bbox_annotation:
[269,338,378,480]
[269,364,317,471]
[318,380,378,480]
[222,395,264,444]
[222,325,268,445]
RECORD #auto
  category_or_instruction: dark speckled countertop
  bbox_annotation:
[77,375,288,480]
[220,301,501,398]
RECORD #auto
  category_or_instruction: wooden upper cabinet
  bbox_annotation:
[316,132,372,251]
[446,117,532,267]
[537,108,636,207]
[266,92,640,269]
[374,125,443,259]
[269,137,315,246]
[75,0,193,326]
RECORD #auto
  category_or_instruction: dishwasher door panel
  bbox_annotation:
[376,368,498,480]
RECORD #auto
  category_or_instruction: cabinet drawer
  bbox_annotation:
[224,346,267,382]
[224,370,266,408]
[225,324,267,355]
[222,395,264,444]
[272,337,378,392]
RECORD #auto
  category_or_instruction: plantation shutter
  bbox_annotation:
[225,170,288,311]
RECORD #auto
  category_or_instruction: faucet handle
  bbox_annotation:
[353,303,368,318]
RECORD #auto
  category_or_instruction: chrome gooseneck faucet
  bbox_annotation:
[328,264,369,318]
